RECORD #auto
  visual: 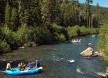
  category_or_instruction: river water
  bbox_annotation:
[0,35,107,78]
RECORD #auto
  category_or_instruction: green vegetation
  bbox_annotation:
[0,0,107,54]
[67,26,98,39]
[97,24,108,62]
[0,39,10,54]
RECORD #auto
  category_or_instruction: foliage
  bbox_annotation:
[67,26,79,39]
[41,0,60,25]
[15,24,31,46]
[0,39,10,54]
[0,0,5,24]
[34,26,53,44]
[80,26,99,35]
[57,34,66,42]
[67,25,99,39]
[60,1,80,26]
[0,0,107,54]
[1,26,16,49]
[1,25,32,49]
[51,23,66,42]
[97,24,108,62]
[5,1,11,26]
[0,0,107,28]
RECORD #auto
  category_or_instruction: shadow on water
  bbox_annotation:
[0,35,107,78]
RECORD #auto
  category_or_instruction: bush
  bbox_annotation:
[50,23,66,42]
[1,24,33,49]
[15,24,33,46]
[58,34,66,42]
[32,26,54,44]
[79,26,99,36]
[0,39,10,54]
[97,24,108,62]
[67,26,79,39]
[1,26,17,49]
[52,23,62,33]
[80,26,89,35]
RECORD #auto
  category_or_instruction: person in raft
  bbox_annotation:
[35,60,40,68]
[27,61,33,69]
[6,63,12,70]
[18,61,26,71]
[18,63,22,70]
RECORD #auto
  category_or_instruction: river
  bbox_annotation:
[0,35,107,78]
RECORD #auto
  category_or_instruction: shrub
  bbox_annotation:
[50,23,66,42]
[80,26,89,35]
[97,24,108,62]
[0,39,10,54]
[58,34,66,42]
[15,24,32,46]
[1,26,17,49]
[67,26,79,39]
[32,26,54,44]
[79,26,99,35]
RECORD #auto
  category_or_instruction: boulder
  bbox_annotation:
[29,41,37,47]
[93,51,100,56]
[80,47,94,57]
[19,46,25,49]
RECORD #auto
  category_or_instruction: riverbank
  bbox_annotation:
[0,25,99,55]
[97,24,108,63]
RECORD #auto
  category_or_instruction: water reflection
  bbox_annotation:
[0,74,38,78]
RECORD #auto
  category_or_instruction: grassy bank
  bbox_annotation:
[97,24,108,63]
[66,25,99,39]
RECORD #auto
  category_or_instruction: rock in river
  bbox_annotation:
[80,47,94,57]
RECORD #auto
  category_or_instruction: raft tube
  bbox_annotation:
[5,67,42,75]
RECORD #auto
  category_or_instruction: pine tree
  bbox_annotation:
[0,0,5,25]
[11,7,19,30]
[86,0,93,27]
[41,0,60,25]
[5,1,11,26]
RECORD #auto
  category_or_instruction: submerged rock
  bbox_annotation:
[68,59,75,63]
[86,43,94,46]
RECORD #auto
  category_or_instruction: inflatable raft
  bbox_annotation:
[72,39,81,43]
[5,67,43,75]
